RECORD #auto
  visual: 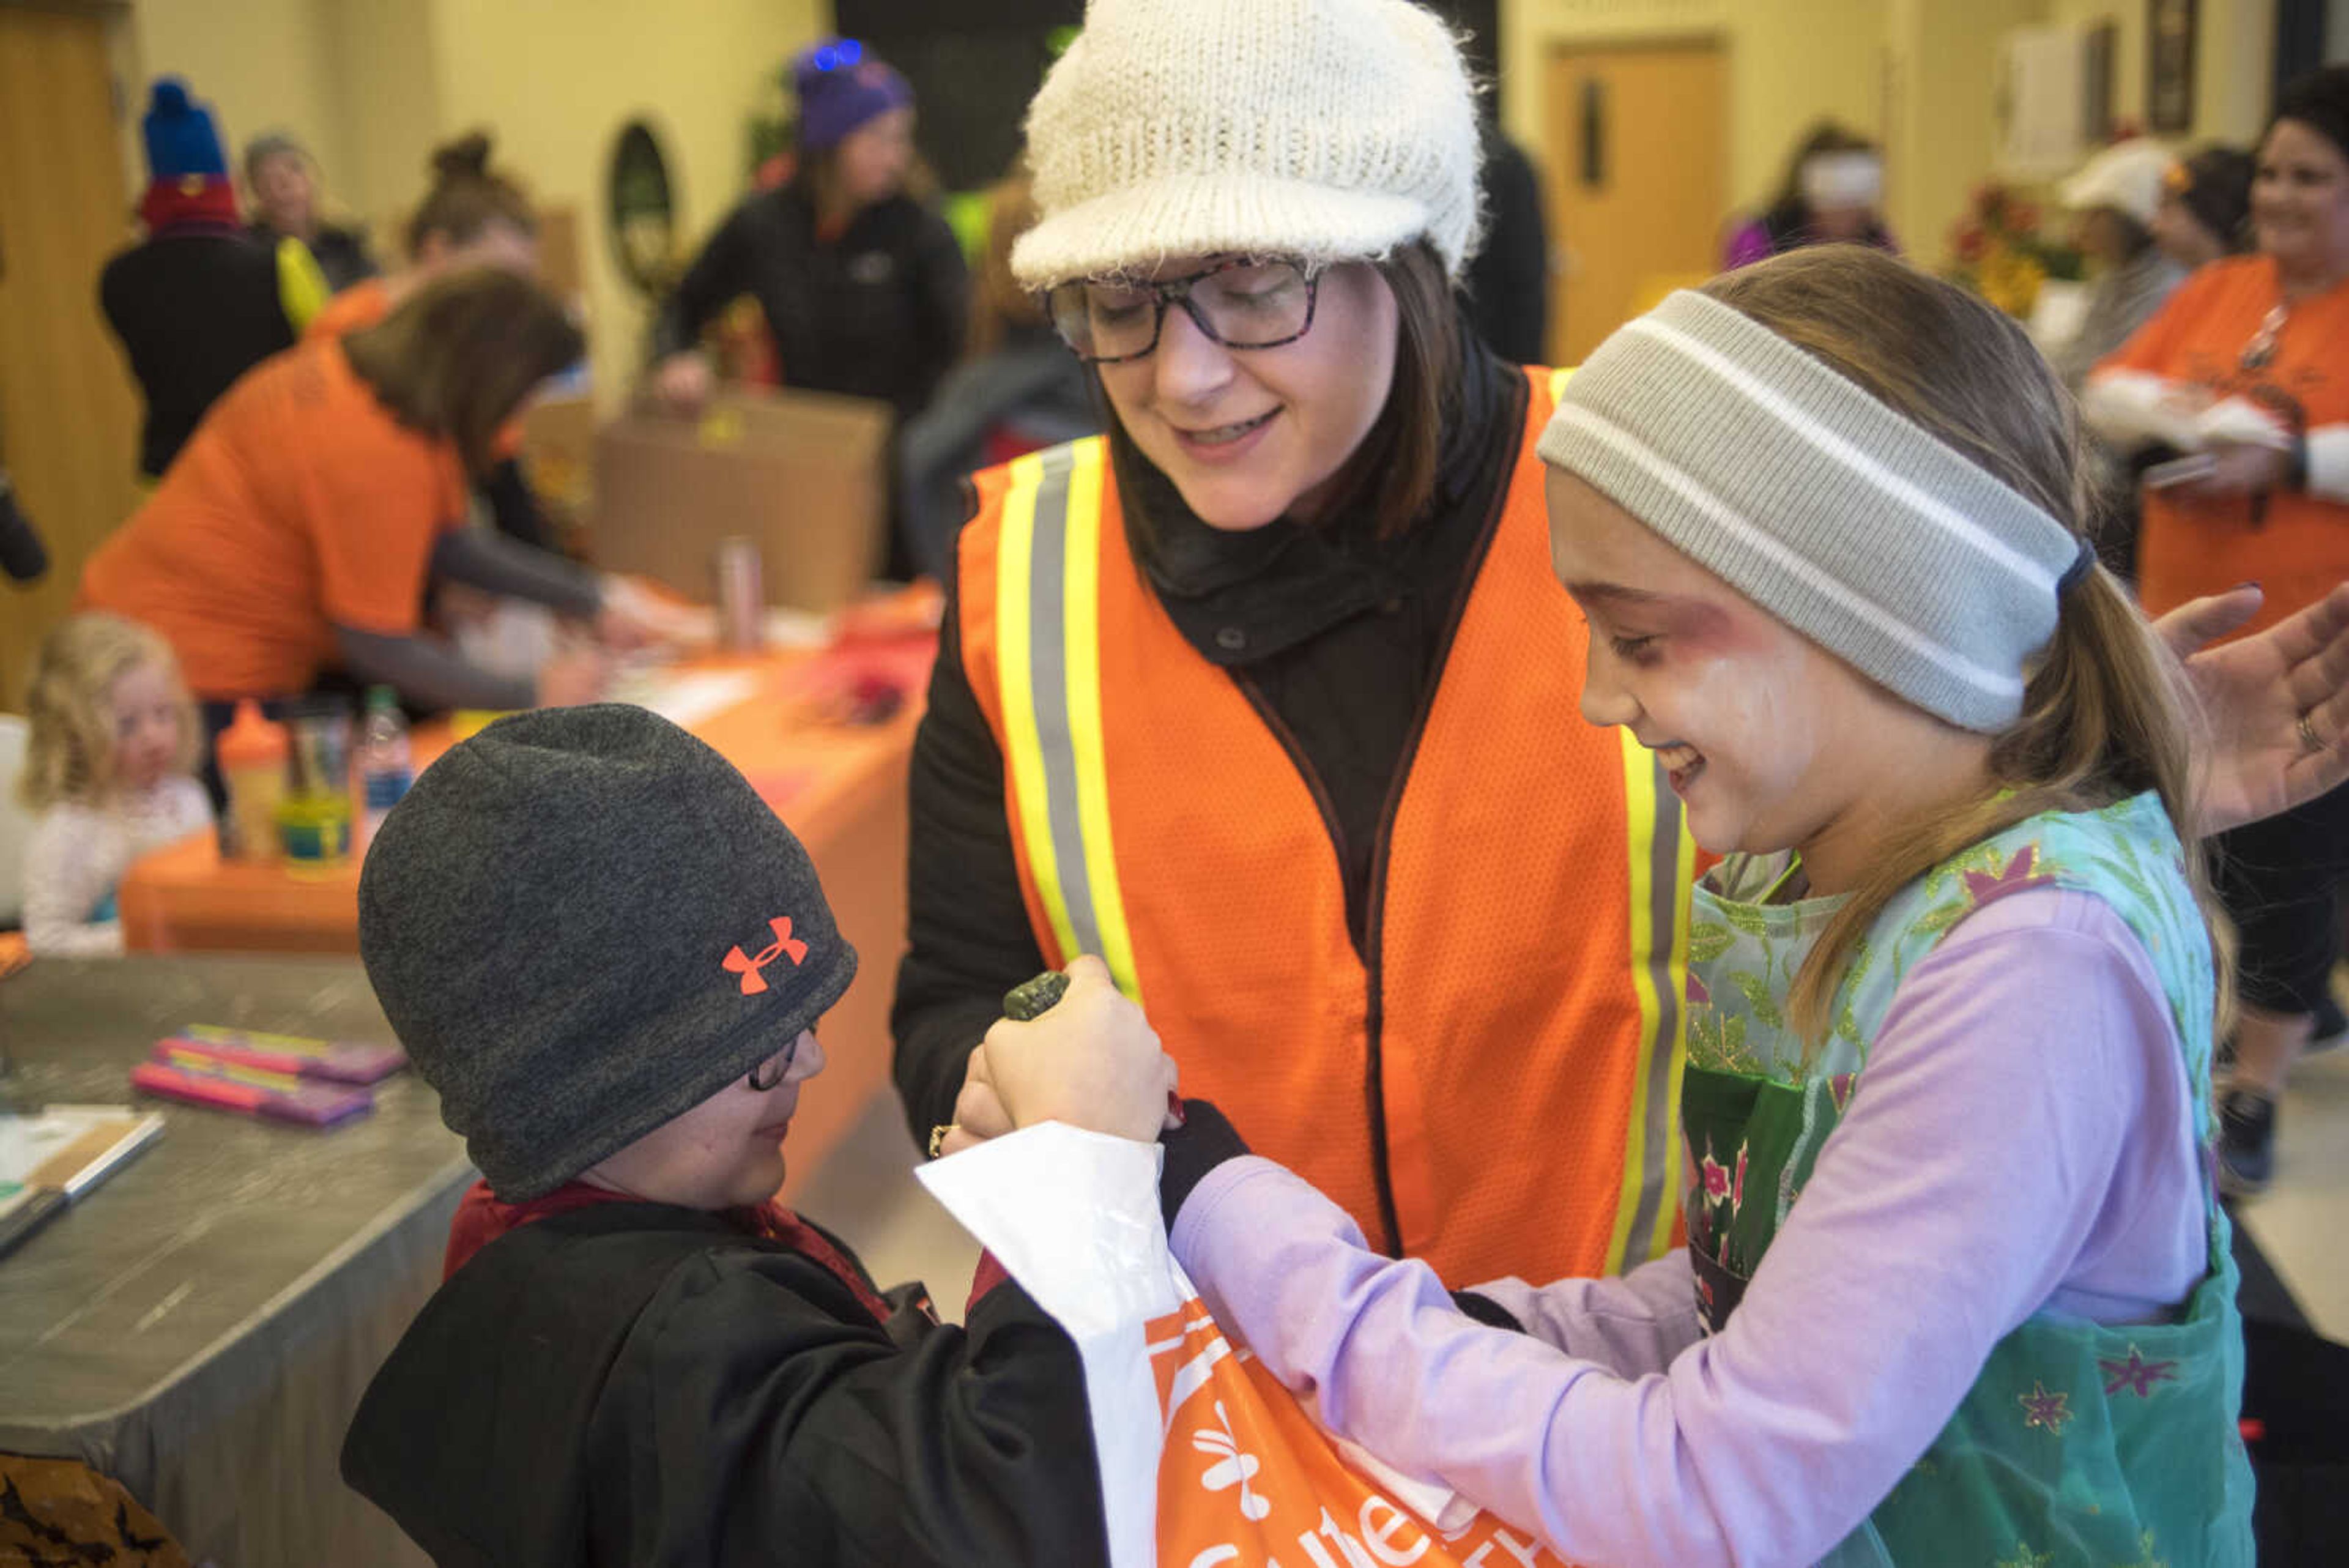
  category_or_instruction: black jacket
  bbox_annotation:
[342,1202,1108,1567]
[100,229,297,477]
[251,220,379,292]
[1465,123,1551,365]
[889,327,1526,1169]
[656,184,968,425]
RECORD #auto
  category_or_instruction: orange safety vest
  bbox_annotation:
[955,367,1691,1288]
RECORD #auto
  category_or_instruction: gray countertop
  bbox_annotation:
[0,954,469,1438]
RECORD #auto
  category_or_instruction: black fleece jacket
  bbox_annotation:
[655,183,968,425]
[343,1202,1109,1567]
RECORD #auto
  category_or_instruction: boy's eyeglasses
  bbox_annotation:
[748,1036,801,1091]
[1046,257,1319,365]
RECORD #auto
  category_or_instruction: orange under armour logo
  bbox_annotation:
[722,916,809,995]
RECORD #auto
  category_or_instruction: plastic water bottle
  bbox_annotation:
[357,686,414,849]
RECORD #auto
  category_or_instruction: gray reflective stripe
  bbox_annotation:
[1023,444,1107,959]
[1625,753,1685,1255]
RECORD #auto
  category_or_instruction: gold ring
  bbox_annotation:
[2300,713,2325,755]
[927,1122,957,1159]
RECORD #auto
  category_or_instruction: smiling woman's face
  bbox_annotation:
[2253,117,2349,283]
[1094,256,1397,531]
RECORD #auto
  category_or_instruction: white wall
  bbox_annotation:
[1503,0,2285,281]
[1501,0,1893,220]
[117,0,833,405]
[126,0,351,207]
[320,0,447,244]
[425,0,829,407]
[2043,0,2280,145]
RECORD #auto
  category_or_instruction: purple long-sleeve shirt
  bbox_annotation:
[1169,886,2208,1568]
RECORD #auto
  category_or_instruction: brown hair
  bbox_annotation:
[343,269,584,477]
[404,132,536,260]
[1107,240,1461,546]
[968,165,1047,359]
[1767,121,1879,217]
[1697,246,2231,1043]
[19,614,197,811]
[795,143,938,220]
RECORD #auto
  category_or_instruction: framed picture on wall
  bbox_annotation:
[2148,0,2196,133]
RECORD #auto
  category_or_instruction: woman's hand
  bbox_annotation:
[2168,439,2295,505]
[934,1046,1014,1158]
[535,645,613,708]
[651,352,716,415]
[595,574,713,652]
[978,956,1179,1143]
[2158,581,2349,833]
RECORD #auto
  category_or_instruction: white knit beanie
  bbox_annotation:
[1011,0,1484,289]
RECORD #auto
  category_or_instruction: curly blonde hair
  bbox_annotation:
[18,614,197,811]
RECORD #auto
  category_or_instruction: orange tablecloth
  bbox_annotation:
[117,642,930,1191]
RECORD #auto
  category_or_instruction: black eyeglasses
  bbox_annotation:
[747,1035,803,1091]
[1046,257,1320,365]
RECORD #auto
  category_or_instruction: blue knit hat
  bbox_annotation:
[793,39,913,151]
[142,78,228,182]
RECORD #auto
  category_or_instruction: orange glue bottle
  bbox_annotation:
[215,700,288,861]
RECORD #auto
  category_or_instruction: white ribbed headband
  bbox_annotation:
[1537,289,2088,733]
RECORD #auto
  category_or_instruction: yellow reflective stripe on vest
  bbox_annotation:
[992,442,1145,1001]
[1607,730,1694,1270]
[1549,366,1575,404]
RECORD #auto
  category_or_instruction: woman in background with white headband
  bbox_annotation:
[1723,121,1896,270]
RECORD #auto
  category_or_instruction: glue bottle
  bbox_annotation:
[214,701,288,861]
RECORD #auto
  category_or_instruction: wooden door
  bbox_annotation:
[0,4,143,712]
[1543,40,1728,366]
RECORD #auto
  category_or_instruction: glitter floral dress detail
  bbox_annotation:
[1683,794,2252,1566]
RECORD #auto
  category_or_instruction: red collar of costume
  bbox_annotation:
[139,176,241,234]
[440,1177,896,1321]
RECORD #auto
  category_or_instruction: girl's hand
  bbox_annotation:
[979,956,1179,1143]
[2158,581,2349,833]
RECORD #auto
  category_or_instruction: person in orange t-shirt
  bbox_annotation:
[80,270,656,807]
[2087,65,2349,1194]
[308,132,552,547]
[308,132,539,341]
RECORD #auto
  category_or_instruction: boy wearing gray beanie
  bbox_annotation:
[340,705,1110,1566]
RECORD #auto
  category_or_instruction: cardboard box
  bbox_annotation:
[535,203,585,308]
[520,395,596,516]
[589,388,892,614]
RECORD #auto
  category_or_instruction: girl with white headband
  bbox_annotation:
[983,246,2255,1565]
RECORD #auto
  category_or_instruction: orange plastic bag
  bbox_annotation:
[921,1124,1570,1567]
[1150,1293,1570,1567]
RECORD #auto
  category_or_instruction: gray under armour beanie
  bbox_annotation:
[357,704,857,1199]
